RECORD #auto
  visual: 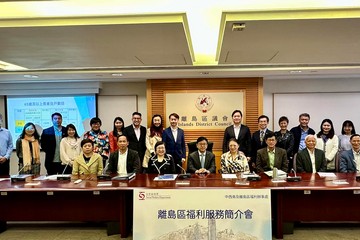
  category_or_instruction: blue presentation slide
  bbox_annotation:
[6,95,96,148]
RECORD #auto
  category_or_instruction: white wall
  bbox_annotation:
[263,77,360,132]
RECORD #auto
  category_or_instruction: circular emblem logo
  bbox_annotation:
[195,94,214,113]
[138,192,146,200]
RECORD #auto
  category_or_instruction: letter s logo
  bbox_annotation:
[138,192,146,200]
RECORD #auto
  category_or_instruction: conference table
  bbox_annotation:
[1,173,360,239]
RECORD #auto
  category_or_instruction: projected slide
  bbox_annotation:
[7,95,96,147]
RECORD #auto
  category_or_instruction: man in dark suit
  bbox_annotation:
[187,136,216,174]
[339,134,360,173]
[107,135,140,174]
[123,112,146,166]
[256,132,288,173]
[162,113,186,174]
[296,134,326,173]
[222,110,251,156]
[251,115,273,163]
[41,112,66,175]
[290,113,315,158]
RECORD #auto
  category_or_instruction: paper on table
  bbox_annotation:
[317,172,336,178]
[0,178,9,181]
[221,174,238,179]
[264,170,287,177]
[154,174,178,181]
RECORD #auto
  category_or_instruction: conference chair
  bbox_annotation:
[187,141,213,154]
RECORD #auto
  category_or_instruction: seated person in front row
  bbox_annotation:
[256,132,288,173]
[187,136,216,174]
[296,135,326,173]
[339,134,360,173]
[72,139,103,175]
[107,135,140,174]
[220,138,250,174]
[146,141,175,174]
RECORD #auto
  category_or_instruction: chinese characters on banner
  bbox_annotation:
[165,91,245,130]
[134,189,271,239]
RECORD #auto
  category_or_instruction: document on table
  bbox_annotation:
[221,174,238,179]
[0,178,9,182]
[317,172,336,178]
[264,170,287,178]
[154,174,178,181]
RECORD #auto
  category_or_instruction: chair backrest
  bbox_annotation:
[187,141,213,154]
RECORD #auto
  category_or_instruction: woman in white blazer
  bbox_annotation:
[316,119,339,171]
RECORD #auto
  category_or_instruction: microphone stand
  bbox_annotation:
[57,162,71,181]
[177,164,191,179]
[97,162,111,180]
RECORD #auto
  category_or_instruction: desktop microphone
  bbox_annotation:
[176,164,191,179]
[286,168,302,182]
[246,171,261,181]
[11,163,32,182]
[57,162,71,181]
[356,173,360,181]
[97,162,111,180]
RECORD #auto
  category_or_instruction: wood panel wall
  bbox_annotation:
[146,78,263,170]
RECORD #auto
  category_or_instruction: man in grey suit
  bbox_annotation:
[339,134,360,173]
[296,134,326,173]
[256,132,288,173]
[187,136,216,174]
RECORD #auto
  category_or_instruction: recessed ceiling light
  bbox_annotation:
[289,70,302,74]
[200,72,210,75]
[111,73,123,77]
[23,74,39,78]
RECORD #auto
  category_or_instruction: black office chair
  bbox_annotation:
[187,141,213,154]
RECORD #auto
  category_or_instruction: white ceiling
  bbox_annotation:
[1,7,360,83]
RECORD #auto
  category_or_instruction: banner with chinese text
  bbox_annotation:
[165,91,245,130]
[133,189,271,239]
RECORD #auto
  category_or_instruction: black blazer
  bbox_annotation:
[251,129,272,161]
[40,126,66,169]
[256,147,288,173]
[187,150,216,173]
[296,148,326,173]
[146,154,176,174]
[290,125,315,155]
[107,148,140,174]
[123,125,147,161]
[222,124,251,156]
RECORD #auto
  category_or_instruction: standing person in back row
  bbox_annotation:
[222,110,251,156]
[251,115,272,169]
[0,114,13,176]
[290,113,315,157]
[123,112,146,170]
[162,113,186,174]
[41,112,66,175]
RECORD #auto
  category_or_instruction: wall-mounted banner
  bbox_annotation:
[165,91,245,130]
[133,189,271,239]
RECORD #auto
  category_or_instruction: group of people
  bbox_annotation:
[0,110,359,177]
[221,110,359,174]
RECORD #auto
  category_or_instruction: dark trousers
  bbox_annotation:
[0,160,10,176]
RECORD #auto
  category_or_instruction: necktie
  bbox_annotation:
[200,154,205,168]
[260,131,264,142]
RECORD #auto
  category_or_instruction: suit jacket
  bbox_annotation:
[107,148,140,174]
[40,126,66,169]
[339,150,357,173]
[146,154,175,174]
[161,127,186,163]
[256,147,288,173]
[187,150,216,173]
[123,125,146,161]
[296,148,326,173]
[251,129,272,161]
[222,124,251,155]
[290,125,315,155]
[72,153,103,175]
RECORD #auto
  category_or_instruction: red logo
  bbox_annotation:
[138,192,146,200]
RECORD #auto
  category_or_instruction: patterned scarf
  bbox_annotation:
[21,136,40,171]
